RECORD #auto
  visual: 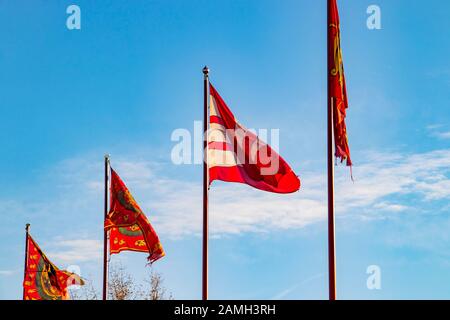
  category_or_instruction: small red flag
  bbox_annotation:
[328,0,352,166]
[208,83,300,193]
[23,235,83,300]
[105,169,165,263]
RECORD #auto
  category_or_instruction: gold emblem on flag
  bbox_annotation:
[135,240,146,247]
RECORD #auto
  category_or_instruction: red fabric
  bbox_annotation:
[105,169,165,263]
[208,84,300,193]
[23,235,83,300]
[210,115,225,126]
[208,141,234,152]
[109,225,148,255]
[328,0,352,166]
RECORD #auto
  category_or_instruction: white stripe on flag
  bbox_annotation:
[208,149,238,167]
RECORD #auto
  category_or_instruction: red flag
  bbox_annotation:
[208,83,300,193]
[105,169,165,263]
[109,225,148,254]
[328,0,352,166]
[23,235,83,300]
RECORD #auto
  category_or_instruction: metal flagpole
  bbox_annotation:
[202,66,210,300]
[23,223,30,300]
[327,0,337,300]
[102,154,110,300]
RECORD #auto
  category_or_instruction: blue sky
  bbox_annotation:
[0,0,449,299]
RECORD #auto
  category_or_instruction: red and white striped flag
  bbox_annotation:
[207,83,300,193]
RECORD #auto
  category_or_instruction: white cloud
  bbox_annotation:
[426,124,450,140]
[2,147,450,260]
[271,273,324,300]
[337,149,450,207]
[426,124,443,130]
[0,270,16,276]
[436,131,450,139]
[373,202,409,212]
[113,148,450,239]
[46,239,102,265]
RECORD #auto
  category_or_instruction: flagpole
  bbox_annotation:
[202,66,209,300]
[22,223,30,300]
[327,0,337,300]
[102,154,110,301]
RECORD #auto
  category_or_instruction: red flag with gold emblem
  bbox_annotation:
[105,169,165,263]
[23,234,83,300]
[109,225,148,254]
[328,0,352,166]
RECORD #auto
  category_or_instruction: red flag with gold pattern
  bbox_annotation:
[23,234,83,300]
[105,168,165,263]
[328,0,352,166]
[109,225,148,254]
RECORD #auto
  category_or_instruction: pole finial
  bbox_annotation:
[25,223,30,232]
[104,154,110,160]
[203,66,209,75]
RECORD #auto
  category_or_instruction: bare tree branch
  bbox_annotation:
[71,263,172,300]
